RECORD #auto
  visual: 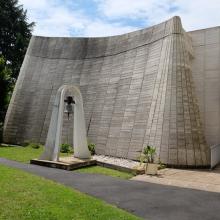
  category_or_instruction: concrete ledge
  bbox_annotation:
[30,157,145,174]
[0,143,22,147]
[96,161,145,175]
[30,158,96,171]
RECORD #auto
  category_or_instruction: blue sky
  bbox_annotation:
[19,0,220,37]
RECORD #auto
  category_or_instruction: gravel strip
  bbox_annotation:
[93,155,140,169]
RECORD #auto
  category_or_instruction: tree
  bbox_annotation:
[0,0,34,79]
[0,56,12,120]
[0,56,12,141]
[0,0,34,140]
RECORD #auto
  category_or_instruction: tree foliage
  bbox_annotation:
[0,56,12,119]
[0,0,34,79]
[0,0,34,140]
[0,56,12,140]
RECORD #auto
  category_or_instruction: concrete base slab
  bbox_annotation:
[30,156,96,171]
[30,155,145,174]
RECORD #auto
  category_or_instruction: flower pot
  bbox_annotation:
[145,163,158,175]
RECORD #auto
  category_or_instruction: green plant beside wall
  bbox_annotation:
[158,159,166,170]
[28,143,43,149]
[88,143,96,155]
[60,143,72,154]
[142,145,156,163]
[21,141,43,149]
[22,140,30,147]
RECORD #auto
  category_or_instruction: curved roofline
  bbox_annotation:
[32,16,181,40]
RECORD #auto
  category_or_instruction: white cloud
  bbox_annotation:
[19,0,88,37]
[175,0,220,31]
[18,0,220,37]
[83,21,137,37]
[95,0,175,20]
[95,0,220,31]
[19,0,48,10]
[19,0,138,37]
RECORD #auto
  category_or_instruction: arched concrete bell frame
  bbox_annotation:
[40,85,90,161]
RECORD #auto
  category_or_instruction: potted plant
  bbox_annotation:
[142,145,158,175]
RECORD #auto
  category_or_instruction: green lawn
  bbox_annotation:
[0,145,134,179]
[0,145,44,163]
[76,166,133,179]
[0,145,72,163]
[0,165,140,220]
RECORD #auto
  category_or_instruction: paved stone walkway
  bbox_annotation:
[1,158,220,220]
[132,167,220,193]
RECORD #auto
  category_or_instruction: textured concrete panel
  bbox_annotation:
[3,16,211,166]
[189,27,220,148]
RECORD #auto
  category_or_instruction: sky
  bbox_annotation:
[19,0,220,37]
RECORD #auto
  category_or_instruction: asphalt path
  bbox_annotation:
[0,158,220,220]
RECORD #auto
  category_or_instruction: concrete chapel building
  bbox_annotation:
[3,16,220,167]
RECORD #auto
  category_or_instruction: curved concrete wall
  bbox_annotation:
[3,16,211,167]
[189,27,220,147]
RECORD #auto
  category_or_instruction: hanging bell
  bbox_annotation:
[64,96,75,120]
[64,103,73,113]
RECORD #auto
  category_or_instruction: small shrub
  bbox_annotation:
[88,143,95,155]
[139,154,145,165]
[22,140,30,147]
[158,159,166,170]
[60,143,72,153]
[28,142,42,149]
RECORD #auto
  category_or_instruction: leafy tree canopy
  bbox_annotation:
[0,0,34,140]
[0,0,34,79]
[0,56,12,122]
